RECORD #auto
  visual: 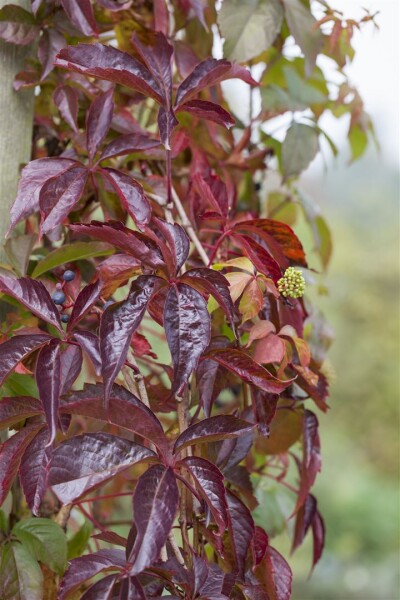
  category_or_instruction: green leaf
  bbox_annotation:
[0,510,8,534]
[219,0,283,62]
[67,519,93,560]
[4,235,36,276]
[348,122,368,161]
[31,242,114,278]
[261,84,304,113]
[0,543,43,600]
[298,189,332,269]
[12,518,67,575]
[0,373,39,399]
[282,0,323,76]
[282,123,319,179]
[283,66,327,106]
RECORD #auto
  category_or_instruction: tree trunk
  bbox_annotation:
[0,0,35,265]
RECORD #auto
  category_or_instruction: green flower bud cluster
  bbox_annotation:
[277,267,305,298]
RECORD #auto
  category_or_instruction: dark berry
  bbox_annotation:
[61,314,70,323]
[63,270,75,282]
[52,291,66,305]
[103,300,115,310]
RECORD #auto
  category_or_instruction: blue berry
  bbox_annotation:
[63,270,75,282]
[52,291,66,305]
[61,314,70,323]
[103,300,115,310]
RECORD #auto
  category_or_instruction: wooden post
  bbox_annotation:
[0,0,35,264]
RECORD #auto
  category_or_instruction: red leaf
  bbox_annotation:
[56,43,164,104]
[234,234,282,283]
[291,493,317,554]
[226,490,254,578]
[0,396,42,430]
[70,221,165,270]
[68,280,102,331]
[294,410,321,513]
[53,85,79,132]
[61,383,168,453]
[180,456,228,535]
[253,333,286,364]
[8,157,76,233]
[40,166,88,235]
[174,415,253,454]
[253,545,292,600]
[60,0,98,37]
[60,343,83,395]
[86,89,114,161]
[36,339,62,446]
[132,31,173,106]
[48,432,155,504]
[311,507,325,571]
[292,364,329,412]
[178,99,235,129]
[100,168,151,228]
[99,133,161,162]
[0,425,42,504]
[0,275,62,330]
[73,330,101,375]
[79,574,118,600]
[251,389,279,437]
[38,29,66,80]
[0,5,40,46]
[129,465,179,575]
[206,348,293,394]
[100,276,158,406]
[0,334,52,385]
[176,58,257,106]
[164,283,211,396]
[19,427,52,515]
[192,172,229,217]
[59,550,126,600]
[148,217,190,276]
[157,105,179,149]
[234,219,307,268]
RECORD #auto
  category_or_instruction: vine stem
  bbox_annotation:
[54,504,72,529]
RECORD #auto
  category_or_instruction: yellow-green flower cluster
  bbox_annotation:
[277,267,305,298]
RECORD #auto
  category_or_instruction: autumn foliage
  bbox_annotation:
[0,1,374,598]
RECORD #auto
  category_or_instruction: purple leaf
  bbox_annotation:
[0,425,42,504]
[0,5,40,46]
[192,172,229,217]
[68,280,102,331]
[175,58,257,106]
[53,85,79,132]
[40,166,88,235]
[36,339,62,446]
[7,157,77,233]
[311,507,325,571]
[59,549,126,600]
[60,0,98,37]
[0,396,42,430]
[99,133,161,162]
[148,217,190,276]
[70,221,165,270]
[253,545,292,600]
[86,89,114,161]
[38,29,66,80]
[129,465,179,575]
[164,283,211,396]
[206,348,293,394]
[0,334,52,386]
[19,427,52,515]
[251,389,279,437]
[55,44,164,104]
[73,330,101,374]
[157,106,179,149]
[60,343,83,395]
[61,383,168,453]
[174,415,254,454]
[100,275,158,406]
[181,268,236,330]
[291,493,317,554]
[177,99,235,129]
[48,432,155,504]
[196,358,222,417]
[180,456,228,535]
[234,234,282,283]
[119,576,146,599]
[97,0,132,9]
[0,275,62,330]
[132,31,173,105]
[100,168,151,228]
[294,410,321,513]
[226,490,254,578]
[80,574,118,600]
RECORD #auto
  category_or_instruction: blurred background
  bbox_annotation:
[275,1,399,598]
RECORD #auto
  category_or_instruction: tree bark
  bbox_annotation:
[0,0,35,265]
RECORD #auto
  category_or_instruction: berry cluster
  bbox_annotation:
[277,267,306,299]
[52,270,75,323]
